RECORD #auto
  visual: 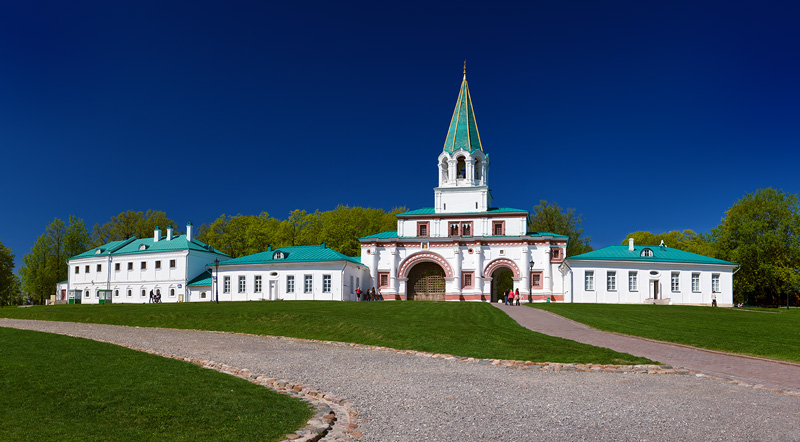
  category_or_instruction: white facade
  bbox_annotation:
[67,224,230,304]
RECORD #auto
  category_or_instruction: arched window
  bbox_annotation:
[474,158,482,181]
[641,248,653,257]
[456,156,466,179]
[441,158,449,182]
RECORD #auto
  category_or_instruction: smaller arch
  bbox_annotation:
[456,155,467,179]
[483,258,521,278]
[398,251,454,278]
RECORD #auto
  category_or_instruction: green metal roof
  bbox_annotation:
[217,244,363,267]
[443,72,483,154]
[187,272,212,287]
[567,245,737,266]
[397,207,528,217]
[70,235,230,260]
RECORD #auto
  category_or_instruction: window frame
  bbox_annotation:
[304,275,313,293]
[254,275,262,293]
[417,221,429,237]
[530,271,543,289]
[323,274,332,293]
[585,271,594,291]
[711,274,720,293]
[492,221,505,236]
[691,273,701,293]
[378,272,390,289]
[671,272,680,292]
[115,263,120,271]
[128,262,133,271]
[286,275,295,293]
[607,271,616,291]
[628,271,638,292]
[155,260,161,270]
[223,276,231,293]
[238,275,246,293]
[141,261,147,270]
[461,271,474,289]
[169,259,176,269]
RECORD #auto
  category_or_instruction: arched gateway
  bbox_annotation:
[407,262,446,301]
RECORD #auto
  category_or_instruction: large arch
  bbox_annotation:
[483,258,520,279]
[398,252,454,279]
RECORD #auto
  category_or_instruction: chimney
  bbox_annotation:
[628,238,634,251]
[166,225,173,241]
[154,226,161,242]
[186,222,193,242]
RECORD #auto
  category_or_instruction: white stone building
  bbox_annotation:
[190,244,370,302]
[66,223,230,304]
[563,239,737,306]
[359,70,568,302]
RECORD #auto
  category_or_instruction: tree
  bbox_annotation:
[622,230,715,257]
[0,238,15,307]
[92,210,177,246]
[528,200,592,256]
[713,188,800,306]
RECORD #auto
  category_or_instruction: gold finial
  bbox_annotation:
[463,60,467,75]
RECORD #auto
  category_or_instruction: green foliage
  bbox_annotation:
[0,302,653,364]
[92,209,177,246]
[622,229,715,256]
[0,238,16,307]
[198,206,404,258]
[19,217,90,304]
[713,188,800,306]
[528,200,592,256]
[534,303,800,363]
[0,328,311,441]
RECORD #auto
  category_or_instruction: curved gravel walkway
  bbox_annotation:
[496,304,800,393]
[2,318,799,441]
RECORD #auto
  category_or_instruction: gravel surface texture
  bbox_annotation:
[2,319,799,441]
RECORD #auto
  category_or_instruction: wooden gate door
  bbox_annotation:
[407,262,446,301]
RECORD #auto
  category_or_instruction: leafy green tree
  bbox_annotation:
[92,210,177,246]
[622,230,715,257]
[713,188,800,306]
[0,238,15,307]
[528,200,592,256]
[64,215,91,260]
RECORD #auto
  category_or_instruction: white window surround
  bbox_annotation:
[238,276,246,293]
[628,271,638,291]
[711,274,720,293]
[254,275,262,293]
[671,272,680,292]
[607,271,616,291]
[287,275,295,293]
[691,273,700,292]
[585,271,594,291]
[323,275,332,293]
[304,275,313,293]
[223,276,231,293]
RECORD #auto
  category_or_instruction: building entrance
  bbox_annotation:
[490,267,514,302]
[407,262,446,301]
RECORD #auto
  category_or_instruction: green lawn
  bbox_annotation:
[0,301,652,364]
[533,303,800,363]
[0,327,311,442]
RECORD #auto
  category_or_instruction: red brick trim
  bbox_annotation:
[483,258,521,278]
[397,252,454,278]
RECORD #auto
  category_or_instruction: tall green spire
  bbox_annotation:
[442,62,483,153]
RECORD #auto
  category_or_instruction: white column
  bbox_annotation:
[466,158,475,185]
[448,159,457,184]
[475,245,485,297]
[523,246,531,301]
[389,246,398,294]
[452,246,462,294]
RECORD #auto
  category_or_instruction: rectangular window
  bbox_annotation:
[551,248,561,260]
[115,263,120,271]
[628,271,638,291]
[141,262,147,270]
[238,276,246,293]
[127,290,132,297]
[85,265,89,273]
[287,275,295,293]
[530,271,542,289]
[75,266,79,274]
[671,272,680,292]
[128,262,133,270]
[254,275,262,293]
[378,272,389,288]
[692,273,700,292]
[223,276,231,293]
[461,271,474,289]
[449,222,460,237]
[114,290,119,297]
[323,275,332,293]
[492,221,505,236]
[304,275,313,293]
[417,221,429,237]
[97,264,102,272]
[461,222,472,237]
[155,260,161,269]
[607,271,616,291]
[585,271,594,291]
[712,274,720,293]
[169,259,176,268]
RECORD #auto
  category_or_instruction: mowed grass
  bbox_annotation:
[0,301,653,364]
[533,303,800,363]
[0,327,311,442]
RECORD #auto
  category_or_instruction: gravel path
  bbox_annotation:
[2,318,799,441]
[496,304,800,392]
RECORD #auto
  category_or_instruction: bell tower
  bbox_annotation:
[434,63,491,213]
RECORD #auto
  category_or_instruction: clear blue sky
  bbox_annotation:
[2,1,799,269]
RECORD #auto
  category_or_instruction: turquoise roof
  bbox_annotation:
[568,245,737,266]
[217,244,363,267]
[70,235,229,260]
[187,272,212,287]
[443,71,483,154]
[397,207,528,216]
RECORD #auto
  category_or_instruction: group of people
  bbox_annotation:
[355,287,383,301]
[149,290,162,303]
[503,288,521,306]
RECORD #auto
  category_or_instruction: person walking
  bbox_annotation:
[508,289,515,306]
[503,289,509,305]
[149,290,154,303]
[515,288,521,306]
[355,287,362,301]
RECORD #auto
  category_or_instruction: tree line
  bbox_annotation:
[3,189,798,307]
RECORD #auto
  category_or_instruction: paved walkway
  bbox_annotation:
[495,303,800,392]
